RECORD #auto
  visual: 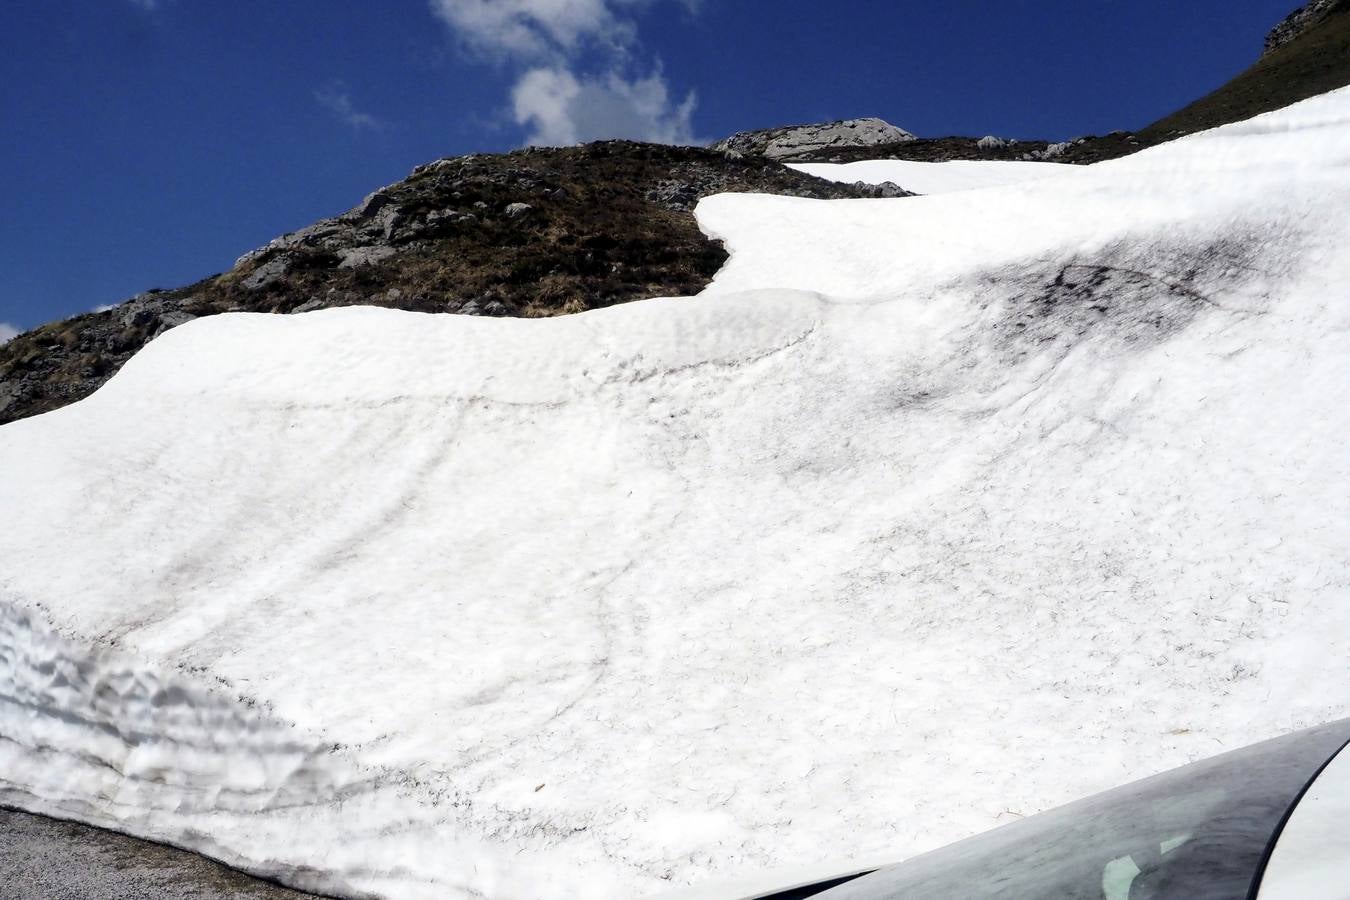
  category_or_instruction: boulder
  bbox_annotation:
[241,255,292,291]
[151,311,194,338]
[355,189,395,219]
[338,246,397,269]
[646,181,700,210]
[853,181,911,199]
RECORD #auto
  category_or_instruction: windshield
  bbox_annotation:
[815,721,1350,900]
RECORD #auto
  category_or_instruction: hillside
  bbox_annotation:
[1265,0,1349,53]
[4,84,1349,899]
[5,3,1349,429]
[734,0,1350,165]
[0,144,878,425]
[1141,0,1350,140]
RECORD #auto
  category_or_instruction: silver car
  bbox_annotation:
[676,720,1350,900]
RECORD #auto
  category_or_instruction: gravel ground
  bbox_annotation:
[0,807,324,899]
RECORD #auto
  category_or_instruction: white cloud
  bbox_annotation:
[513,66,695,145]
[315,84,383,131]
[430,0,639,61]
[0,322,20,345]
[430,0,702,146]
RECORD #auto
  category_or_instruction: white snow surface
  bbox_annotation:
[788,158,1077,194]
[3,88,1350,899]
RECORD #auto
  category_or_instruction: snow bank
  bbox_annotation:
[0,602,391,896]
[787,158,1078,194]
[3,87,1350,898]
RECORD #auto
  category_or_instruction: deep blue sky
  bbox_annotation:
[1,0,1297,334]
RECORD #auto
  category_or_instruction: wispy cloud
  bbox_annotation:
[429,0,702,146]
[126,0,162,10]
[315,84,384,131]
[431,0,634,61]
[0,322,20,345]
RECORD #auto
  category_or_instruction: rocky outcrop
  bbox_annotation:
[1265,0,1348,54]
[712,119,1144,166]
[0,141,879,425]
[713,118,916,160]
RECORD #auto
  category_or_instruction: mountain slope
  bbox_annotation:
[0,143,877,426]
[727,0,1350,165]
[3,86,1349,899]
[1265,0,1349,53]
[6,4,1348,429]
[1141,0,1350,140]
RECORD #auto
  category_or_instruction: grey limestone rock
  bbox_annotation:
[119,293,196,333]
[241,255,292,290]
[152,310,195,337]
[854,180,911,199]
[370,205,403,241]
[337,246,397,269]
[646,180,700,210]
[0,381,20,416]
[1035,141,1076,160]
[355,189,395,219]
[713,117,916,161]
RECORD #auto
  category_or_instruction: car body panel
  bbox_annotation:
[651,857,889,900]
[1257,739,1350,900]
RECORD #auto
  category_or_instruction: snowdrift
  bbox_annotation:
[787,158,1077,194]
[3,88,1350,898]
